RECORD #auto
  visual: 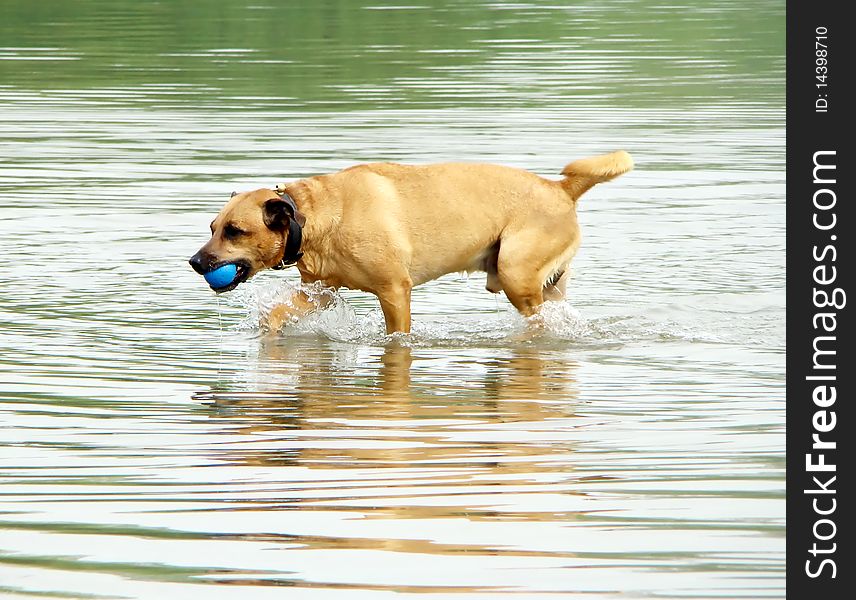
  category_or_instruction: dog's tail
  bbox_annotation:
[560,150,633,201]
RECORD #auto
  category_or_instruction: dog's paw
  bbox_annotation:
[261,303,297,333]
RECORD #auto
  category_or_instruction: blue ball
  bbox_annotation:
[203,263,238,289]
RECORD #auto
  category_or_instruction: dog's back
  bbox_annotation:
[303,152,632,289]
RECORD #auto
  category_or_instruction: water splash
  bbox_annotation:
[216,274,779,350]
[526,301,592,338]
[222,280,643,349]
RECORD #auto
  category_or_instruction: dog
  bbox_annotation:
[189,151,633,333]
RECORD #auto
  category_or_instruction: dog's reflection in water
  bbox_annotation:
[194,337,580,468]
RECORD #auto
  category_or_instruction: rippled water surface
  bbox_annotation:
[1,1,784,598]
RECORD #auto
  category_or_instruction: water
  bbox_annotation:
[0,1,784,598]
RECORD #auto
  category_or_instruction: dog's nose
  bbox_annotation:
[188,253,206,274]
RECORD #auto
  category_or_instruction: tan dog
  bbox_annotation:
[189,151,633,333]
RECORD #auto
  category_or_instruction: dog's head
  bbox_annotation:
[189,189,305,292]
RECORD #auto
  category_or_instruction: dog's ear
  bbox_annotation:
[263,199,290,231]
[263,198,307,230]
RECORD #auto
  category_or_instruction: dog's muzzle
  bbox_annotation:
[189,252,251,293]
[188,252,209,275]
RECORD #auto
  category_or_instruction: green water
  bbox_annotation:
[1,1,784,599]
[1,0,783,109]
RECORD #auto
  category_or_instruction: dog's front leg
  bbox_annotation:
[264,289,331,333]
[376,282,412,334]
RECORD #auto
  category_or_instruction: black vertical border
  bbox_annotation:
[787,0,851,597]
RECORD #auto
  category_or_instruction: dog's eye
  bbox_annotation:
[223,224,246,240]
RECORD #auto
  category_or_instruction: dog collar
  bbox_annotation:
[272,190,304,270]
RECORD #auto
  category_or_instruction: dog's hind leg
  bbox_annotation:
[496,253,545,317]
[495,229,575,317]
[542,268,569,302]
[500,275,544,317]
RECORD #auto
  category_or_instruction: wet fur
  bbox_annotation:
[191,151,633,333]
